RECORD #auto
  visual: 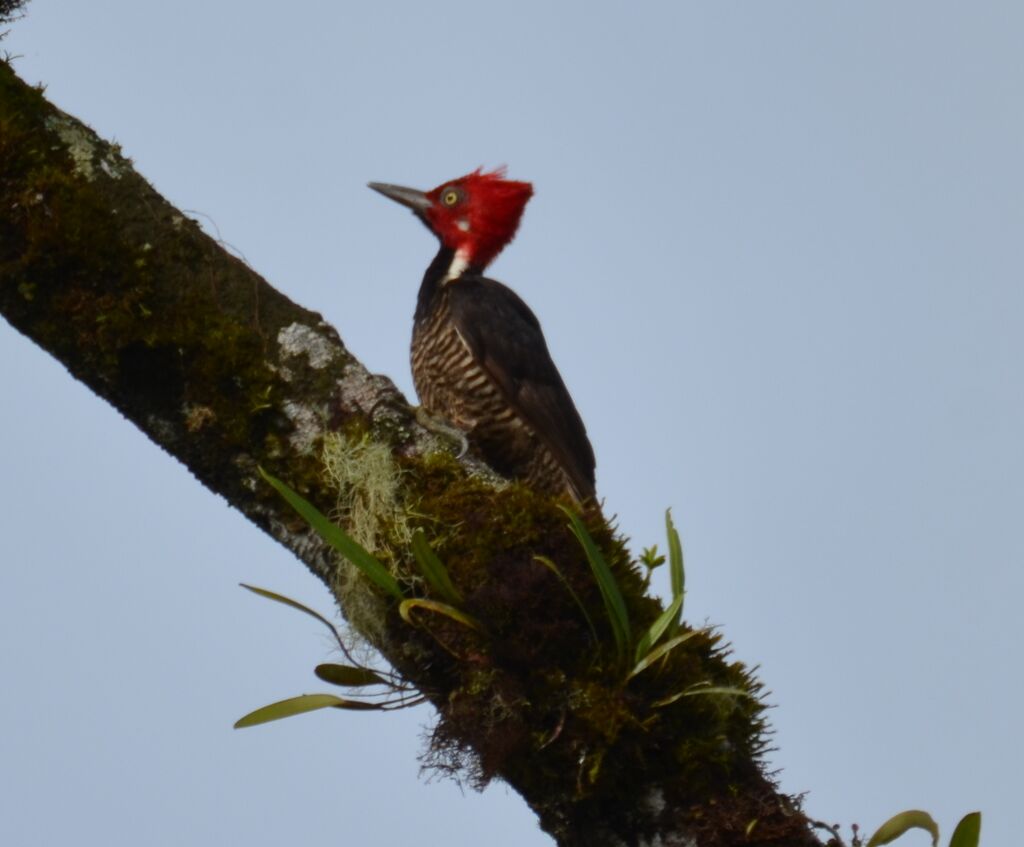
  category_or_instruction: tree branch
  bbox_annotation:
[0,61,826,847]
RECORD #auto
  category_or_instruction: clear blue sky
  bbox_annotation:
[2,2,1021,845]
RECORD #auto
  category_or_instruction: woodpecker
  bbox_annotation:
[369,168,596,503]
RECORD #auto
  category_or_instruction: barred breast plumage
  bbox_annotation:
[411,281,589,500]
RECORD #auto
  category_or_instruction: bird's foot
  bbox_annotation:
[415,407,470,459]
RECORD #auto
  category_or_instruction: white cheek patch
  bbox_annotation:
[443,248,471,284]
[456,218,470,232]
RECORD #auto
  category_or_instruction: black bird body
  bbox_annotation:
[369,169,596,503]
[412,247,595,502]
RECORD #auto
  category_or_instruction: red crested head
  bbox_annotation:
[422,168,534,269]
[370,168,533,271]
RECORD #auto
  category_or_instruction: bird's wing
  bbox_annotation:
[446,276,596,500]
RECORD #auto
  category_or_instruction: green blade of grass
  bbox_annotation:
[666,509,685,636]
[399,598,482,632]
[628,630,700,679]
[259,467,403,600]
[633,594,684,665]
[239,584,342,642]
[234,693,382,728]
[314,664,389,687]
[948,813,981,847]
[652,684,750,709]
[411,529,463,605]
[560,506,630,664]
[533,555,599,642]
[866,810,940,847]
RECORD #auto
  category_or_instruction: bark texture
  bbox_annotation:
[0,62,828,847]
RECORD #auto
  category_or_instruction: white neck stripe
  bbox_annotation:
[442,249,471,284]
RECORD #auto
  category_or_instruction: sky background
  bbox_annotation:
[2,2,1021,845]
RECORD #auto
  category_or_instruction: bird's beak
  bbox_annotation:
[368,182,432,213]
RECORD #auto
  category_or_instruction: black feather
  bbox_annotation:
[445,274,596,501]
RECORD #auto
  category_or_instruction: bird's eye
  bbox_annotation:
[441,187,462,207]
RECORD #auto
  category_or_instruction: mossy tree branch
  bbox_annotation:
[0,62,827,847]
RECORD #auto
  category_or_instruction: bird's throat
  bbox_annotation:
[415,245,470,323]
[442,249,471,284]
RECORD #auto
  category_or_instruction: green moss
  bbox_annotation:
[350,447,774,817]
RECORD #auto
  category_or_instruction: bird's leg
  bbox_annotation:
[415,406,470,459]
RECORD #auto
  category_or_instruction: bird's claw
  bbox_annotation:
[415,407,470,459]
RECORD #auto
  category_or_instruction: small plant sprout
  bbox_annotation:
[259,467,403,600]
[557,506,745,703]
[240,471,984,839]
[237,471,476,727]
[859,810,981,847]
[234,585,423,728]
[252,470,746,728]
[638,544,665,590]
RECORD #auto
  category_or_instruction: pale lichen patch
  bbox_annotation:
[277,322,337,369]
[637,833,696,847]
[336,361,394,416]
[183,403,216,433]
[319,431,413,649]
[282,400,322,453]
[262,361,294,383]
[99,157,122,179]
[644,788,666,817]
[321,432,410,553]
[44,115,123,181]
[146,414,177,445]
[457,449,510,492]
